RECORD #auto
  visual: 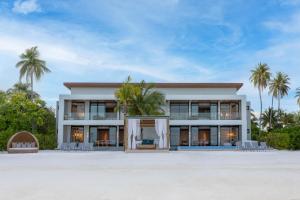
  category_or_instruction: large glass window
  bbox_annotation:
[220,126,239,146]
[170,102,189,120]
[220,102,240,120]
[89,126,117,146]
[68,102,85,120]
[191,126,218,146]
[191,102,218,120]
[90,102,117,120]
[170,126,189,146]
[71,126,84,143]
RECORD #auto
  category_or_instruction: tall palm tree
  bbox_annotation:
[250,63,271,132]
[16,46,50,94]
[295,87,300,109]
[272,72,290,112]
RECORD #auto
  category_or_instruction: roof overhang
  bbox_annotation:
[64,82,243,91]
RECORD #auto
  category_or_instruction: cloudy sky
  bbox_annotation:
[0,0,300,112]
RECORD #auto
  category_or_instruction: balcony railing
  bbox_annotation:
[64,112,85,120]
[90,112,118,120]
[220,112,241,120]
[170,112,240,120]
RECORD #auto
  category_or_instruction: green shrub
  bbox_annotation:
[266,131,290,150]
[0,129,15,151]
[35,133,57,150]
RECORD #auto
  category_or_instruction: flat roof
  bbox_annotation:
[64,82,243,90]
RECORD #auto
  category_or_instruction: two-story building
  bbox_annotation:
[57,82,251,151]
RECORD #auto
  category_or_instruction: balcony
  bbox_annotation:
[170,112,240,120]
[90,112,118,120]
[64,112,85,120]
[220,112,240,120]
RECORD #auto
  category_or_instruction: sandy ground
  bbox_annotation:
[0,151,300,200]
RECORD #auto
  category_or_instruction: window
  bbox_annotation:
[191,126,218,146]
[220,102,240,120]
[90,102,117,120]
[89,126,117,146]
[220,126,239,146]
[191,102,218,120]
[71,126,84,143]
[170,102,189,119]
[170,126,189,146]
[70,102,85,120]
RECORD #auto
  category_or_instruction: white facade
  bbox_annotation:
[57,83,251,150]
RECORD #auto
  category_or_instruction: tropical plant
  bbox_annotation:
[115,77,166,116]
[261,108,278,130]
[270,72,290,113]
[16,46,50,95]
[295,87,300,109]
[128,81,165,115]
[250,63,271,132]
[6,82,40,99]
[115,76,135,115]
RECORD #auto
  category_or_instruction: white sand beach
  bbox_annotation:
[0,151,300,200]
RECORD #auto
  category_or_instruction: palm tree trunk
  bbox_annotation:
[278,97,281,124]
[270,96,274,129]
[259,88,262,135]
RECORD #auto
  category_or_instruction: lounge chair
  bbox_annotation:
[251,141,259,151]
[244,141,253,151]
[259,142,268,151]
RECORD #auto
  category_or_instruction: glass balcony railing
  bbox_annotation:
[170,112,240,120]
[220,112,241,120]
[64,112,85,120]
[90,112,118,120]
[190,112,218,120]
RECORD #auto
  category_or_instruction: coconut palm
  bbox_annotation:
[261,108,278,130]
[295,87,300,109]
[250,63,271,132]
[115,76,135,115]
[16,46,50,95]
[128,81,165,116]
[272,72,290,112]
[115,77,165,116]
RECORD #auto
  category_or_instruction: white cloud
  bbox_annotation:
[264,13,300,33]
[12,0,40,14]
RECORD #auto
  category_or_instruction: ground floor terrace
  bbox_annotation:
[0,151,299,200]
[61,124,242,151]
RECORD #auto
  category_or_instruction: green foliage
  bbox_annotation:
[264,125,300,150]
[115,76,166,116]
[0,86,56,151]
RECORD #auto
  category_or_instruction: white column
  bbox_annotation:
[188,125,191,146]
[116,125,119,147]
[57,96,65,148]
[84,125,89,144]
[218,125,221,146]
[241,96,247,144]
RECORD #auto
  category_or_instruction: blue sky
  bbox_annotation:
[0,0,300,113]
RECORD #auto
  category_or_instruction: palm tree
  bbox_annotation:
[250,63,271,132]
[295,87,300,109]
[115,76,135,116]
[128,81,165,116]
[6,82,40,99]
[273,72,290,112]
[16,46,50,95]
[115,77,165,116]
[261,108,278,130]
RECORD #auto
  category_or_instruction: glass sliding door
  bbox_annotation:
[90,102,117,120]
[89,126,117,147]
[170,126,189,146]
[69,102,85,120]
[191,102,218,120]
[70,126,84,143]
[220,101,240,120]
[220,126,239,146]
[191,126,218,146]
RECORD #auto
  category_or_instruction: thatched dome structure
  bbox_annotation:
[7,131,39,153]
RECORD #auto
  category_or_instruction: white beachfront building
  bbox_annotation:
[56,82,251,151]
